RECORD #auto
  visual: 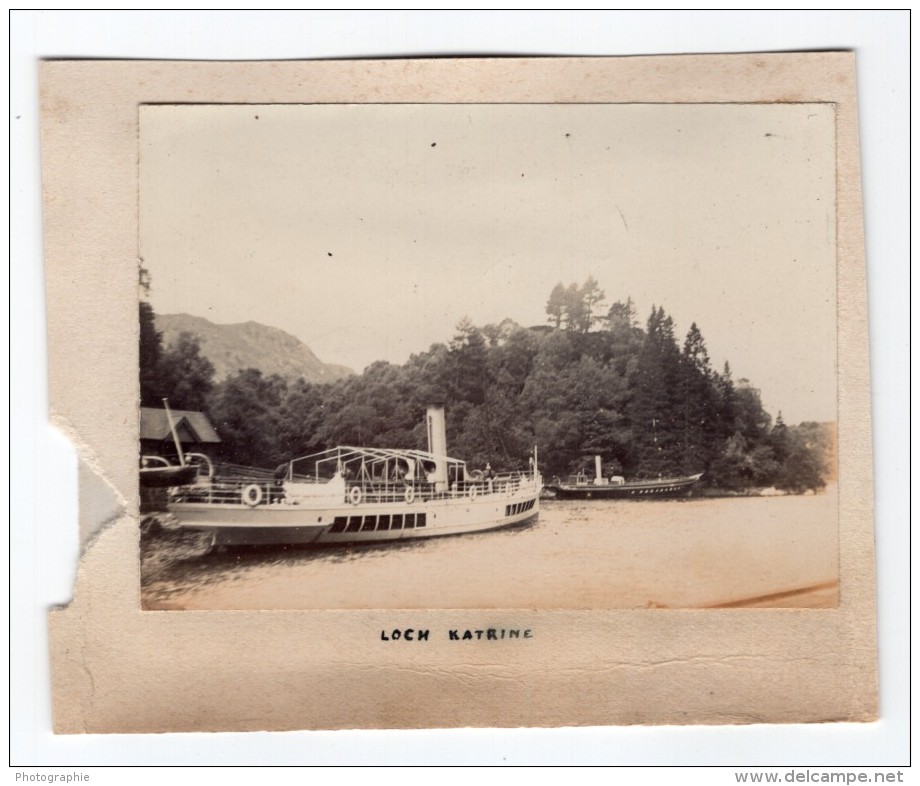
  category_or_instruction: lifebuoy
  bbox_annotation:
[468,485,478,501]
[349,486,363,505]
[404,486,415,504]
[242,484,263,507]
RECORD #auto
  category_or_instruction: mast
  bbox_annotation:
[162,398,186,467]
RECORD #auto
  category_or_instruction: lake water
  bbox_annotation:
[141,487,838,610]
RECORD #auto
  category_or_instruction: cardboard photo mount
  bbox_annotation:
[42,54,876,733]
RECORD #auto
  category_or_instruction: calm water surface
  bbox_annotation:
[141,488,837,610]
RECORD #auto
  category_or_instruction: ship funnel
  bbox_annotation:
[594,455,604,486]
[426,405,449,491]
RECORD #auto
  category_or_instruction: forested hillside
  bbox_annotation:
[140,276,832,493]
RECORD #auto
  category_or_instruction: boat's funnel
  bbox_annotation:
[594,455,604,486]
[426,406,449,491]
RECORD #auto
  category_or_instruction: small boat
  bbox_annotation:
[163,406,542,548]
[139,399,202,488]
[545,456,702,499]
[139,455,199,488]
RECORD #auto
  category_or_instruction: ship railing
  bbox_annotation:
[287,446,468,486]
[168,477,286,506]
[169,469,540,507]
[564,472,628,487]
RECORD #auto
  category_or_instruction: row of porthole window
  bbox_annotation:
[328,512,428,534]
[630,487,678,495]
[505,499,536,517]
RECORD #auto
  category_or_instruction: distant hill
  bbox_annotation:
[155,313,354,384]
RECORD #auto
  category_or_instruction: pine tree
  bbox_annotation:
[580,276,606,332]
[447,318,490,405]
[562,282,588,332]
[769,411,789,466]
[625,306,684,476]
[606,297,638,333]
[545,282,566,329]
[677,323,716,474]
[138,266,166,407]
[714,361,737,440]
[139,300,164,407]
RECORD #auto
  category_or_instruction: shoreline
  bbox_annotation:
[541,485,829,501]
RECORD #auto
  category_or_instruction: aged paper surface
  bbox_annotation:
[42,54,876,733]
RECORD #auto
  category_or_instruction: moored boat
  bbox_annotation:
[139,399,206,488]
[545,456,702,499]
[164,406,542,548]
[140,456,199,488]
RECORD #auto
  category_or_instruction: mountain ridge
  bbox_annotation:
[155,313,354,384]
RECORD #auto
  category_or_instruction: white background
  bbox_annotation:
[8,9,910,773]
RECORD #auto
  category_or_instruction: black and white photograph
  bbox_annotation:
[138,102,839,611]
[15,9,906,769]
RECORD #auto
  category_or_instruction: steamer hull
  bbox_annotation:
[167,482,540,546]
[546,473,702,500]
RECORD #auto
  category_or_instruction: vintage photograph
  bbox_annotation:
[137,102,838,611]
[37,50,882,737]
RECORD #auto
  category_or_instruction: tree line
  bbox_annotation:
[139,275,832,493]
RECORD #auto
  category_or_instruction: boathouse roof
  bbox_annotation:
[140,407,221,444]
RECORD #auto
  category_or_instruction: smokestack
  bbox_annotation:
[594,455,604,485]
[426,405,448,491]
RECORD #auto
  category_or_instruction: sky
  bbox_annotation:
[141,102,837,424]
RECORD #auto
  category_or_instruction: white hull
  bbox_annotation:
[167,483,540,547]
